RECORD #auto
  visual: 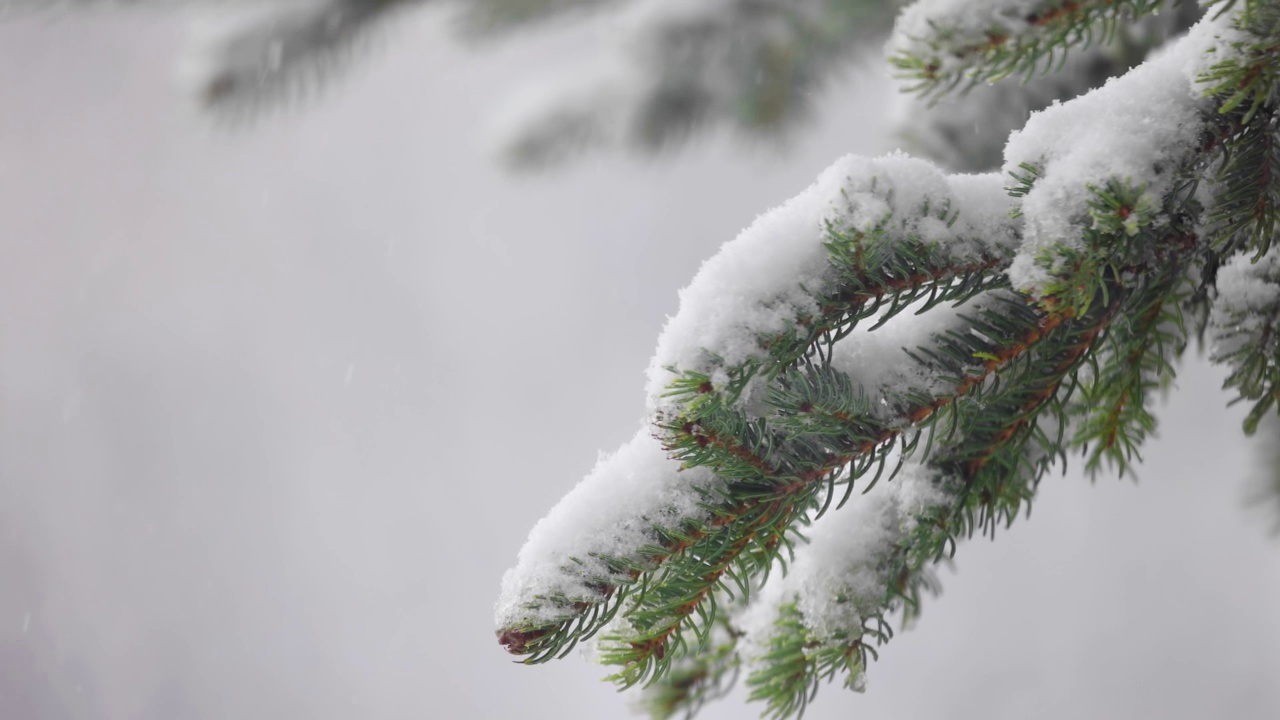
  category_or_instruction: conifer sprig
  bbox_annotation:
[742,280,1129,715]
[458,0,616,35]
[501,0,904,166]
[592,203,1023,685]
[1200,1,1280,259]
[890,0,1167,99]
[650,285,1100,702]
[1210,250,1280,433]
[1071,259,1190,474]
[658,205,1015,419]
[498,164,1019,671]
[636,614,743,720]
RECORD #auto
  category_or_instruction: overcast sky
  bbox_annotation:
[0,7,1278,720]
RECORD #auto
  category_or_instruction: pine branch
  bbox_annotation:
[595,487,806,687]
[1071,255,1190,474]
[612,285,1097,690]
[185,0,413,116]
[1210,249,1280,433]
[1199,0,1280,259]
[742,281,1125,717]
[495,5,1280,719]
[580,167,1022,684]
[498,0,902,167]
[999,12,1226,302]
[745,601,867,719]
[635,613,743,720]
[649,164,1019,418]
[498,160,1019,670]
[889,0,1169,100]
[495,429,725,663]
[456,0,618,36]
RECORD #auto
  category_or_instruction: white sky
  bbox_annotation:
[0,7,1277,720]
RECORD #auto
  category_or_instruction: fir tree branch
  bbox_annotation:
[1199,0,1280,259]
[498,161,1019,678]
[596,490,807,686]
[889,0,1169,100]
[456,0,618,36]
[896,1,1203,172]
[1210,248,1280,433]
[1000,13,1228,302]
[650,163,1019,421]
[742,283,1124,716]
[497,0,901,167]
[1071,256,1190,474]
[635,613,743,720]
[495,6,1276,719]
[614,289,1080,689]
[495,430,725,663]
[186,0,413,116]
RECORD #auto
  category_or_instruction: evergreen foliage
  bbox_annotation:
[14,0,1278,717]
[489,1,1280,718]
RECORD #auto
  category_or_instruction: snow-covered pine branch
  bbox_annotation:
[1211,249,1280,433]
[19,0,1278,716]
[496,155,1019,664]
[498,3,1280,718]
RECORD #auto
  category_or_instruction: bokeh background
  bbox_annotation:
[1,7,1279,720]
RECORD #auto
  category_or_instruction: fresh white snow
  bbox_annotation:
[646,155,1018,415]
[495,427,722,628]
[1003,11,1232,295]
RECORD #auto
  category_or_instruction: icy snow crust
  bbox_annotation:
[645,154,1019,413]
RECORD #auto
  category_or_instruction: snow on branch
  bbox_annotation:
[492,7,1280,715]
[646,155,1019,414]
[1002,13,1228,302]
[739,283,1127,711]
[1211,249,1280,433]
[739,459,948,713]
[497,156,1036,680]
[495,428,722,660]
[726,282,1117,711]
